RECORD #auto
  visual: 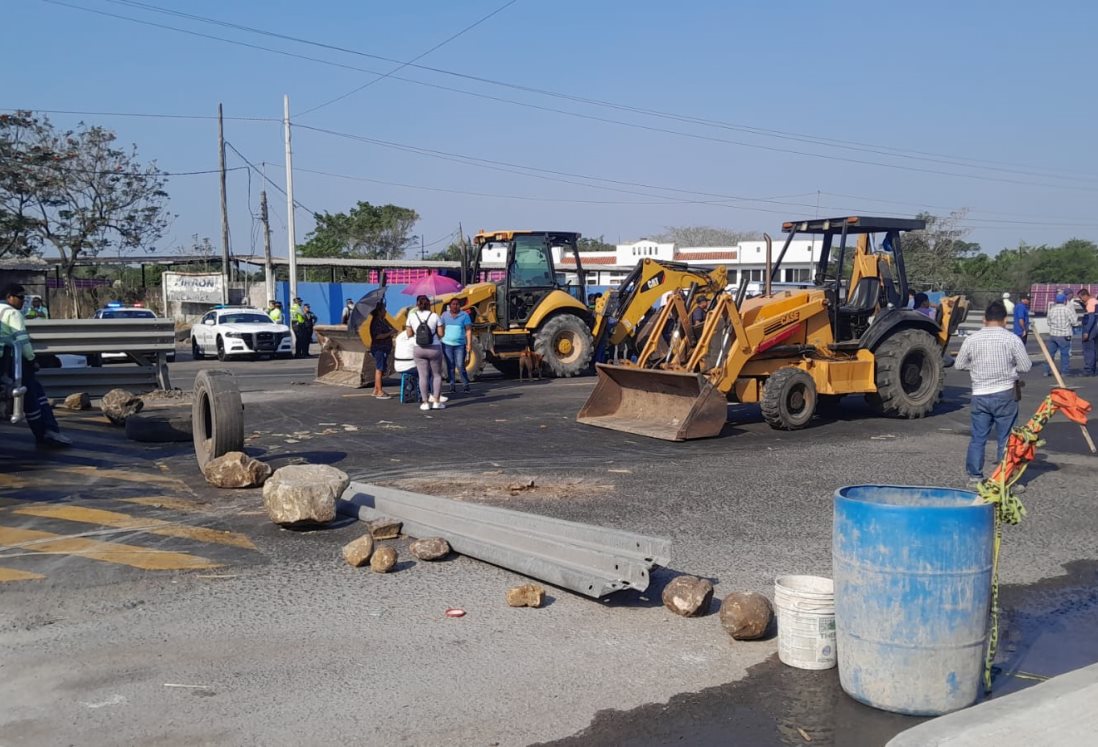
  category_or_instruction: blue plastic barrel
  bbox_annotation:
[833,485,994,716]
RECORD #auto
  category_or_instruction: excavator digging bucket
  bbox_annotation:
[314,325,376,388]
[576,363,728,441]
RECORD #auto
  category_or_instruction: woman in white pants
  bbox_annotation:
[406,295,446,410]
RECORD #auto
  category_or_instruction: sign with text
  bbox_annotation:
[162,272,224,304]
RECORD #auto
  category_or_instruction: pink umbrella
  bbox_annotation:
[401,273,463,299]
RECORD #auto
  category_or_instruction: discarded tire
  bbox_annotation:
[125,412,193,443]
[192,369,244,471]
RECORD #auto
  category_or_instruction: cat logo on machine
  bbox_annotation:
[643,271,665,291]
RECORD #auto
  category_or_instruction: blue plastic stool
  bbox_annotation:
[400,371,420,404]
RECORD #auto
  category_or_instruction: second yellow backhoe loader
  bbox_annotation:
[577,216,968,440]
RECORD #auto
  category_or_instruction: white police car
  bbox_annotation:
[191,306,292,361]
[92,302,176,363]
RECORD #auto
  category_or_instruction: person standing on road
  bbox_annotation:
[297,303,317,358]
[1001,292,1015,315]
[440,298,473,394]
[1045,292,1078,376]
[24,296,49,319]
[406,295,446,411]
[1079,288,1097,376]
[368,299,394,400]
[1,283,71,447]
[1012,293,1031,345]
[955,301,1032,484]
[268,300,283,324]
[341,299,354,325]
[289,298,308,358]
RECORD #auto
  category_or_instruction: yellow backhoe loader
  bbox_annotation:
[315,231,728,386]
[577,216,968,440]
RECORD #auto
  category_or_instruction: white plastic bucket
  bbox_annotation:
[775,575,836,670]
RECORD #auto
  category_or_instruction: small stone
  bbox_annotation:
[341,534,375,567]
[506,583,545,608]
[662,575,714,617]
[202,451,272,489]
[262,464,349,526]
[370,546,397,573]
[719,592,774,640]
[367,518,402,540]
[100,388,144,425]
[63,392,91,410]
[409,537,450,561]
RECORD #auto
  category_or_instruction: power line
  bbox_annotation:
[0,106,278,122]
[224,141,314,215]
[298,0,520,117]
[68,0,1098,185]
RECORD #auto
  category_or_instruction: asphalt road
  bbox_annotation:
[2,350,1097,746]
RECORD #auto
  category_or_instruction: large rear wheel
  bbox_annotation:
[533,314,594,378]
[868,329,943,418]
[760,366,817,430]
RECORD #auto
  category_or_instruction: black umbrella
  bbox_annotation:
[348,287,388,346]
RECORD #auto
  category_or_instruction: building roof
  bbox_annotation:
[0,256,49,271]
[234,255,505,270]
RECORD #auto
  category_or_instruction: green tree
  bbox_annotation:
[298,201,419,260]
[577,235,616,252]
[0,111,170,315]
[652,226,761,246]
[901,210,980,290]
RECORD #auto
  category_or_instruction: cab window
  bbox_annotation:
[510,235,553,288]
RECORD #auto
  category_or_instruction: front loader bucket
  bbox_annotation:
[576,363,728,441]
[314,325,375,388]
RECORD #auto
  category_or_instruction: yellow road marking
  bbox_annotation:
[118,497,205,513]
[0,474,30,489]
[0,566,45,582]
[12,505,256,550]
[54,466,187,489]
[0,526,220,571]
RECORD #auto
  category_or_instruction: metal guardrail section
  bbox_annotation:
[338,482,672,598]
[27,319,176,355]
[36,368,162,398]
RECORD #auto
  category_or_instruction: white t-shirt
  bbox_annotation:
[407,310,441,348]
[393,331,416,372]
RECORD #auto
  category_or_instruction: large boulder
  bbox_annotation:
[719,592,774,640]
[662,575,714,617]
[409,537,450,561]
[367,518,402,540]
[262,464,349,526]
[203,451,272,489]
[341,533,375,567]
[62,392,91,411]
[101,388,144,426]
[370,546,397,573]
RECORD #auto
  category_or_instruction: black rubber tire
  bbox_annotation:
[867,329,944,418]
[760,367,818,430]
[192,369,244,471]
[533,314,594,378]
[491,358,522,378]
[216,336,228,362]
[125,412,193,443]
[191,337,204,361]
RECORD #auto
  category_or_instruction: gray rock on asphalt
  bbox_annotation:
[367,518,402,540]
[62,392,91,410]
[409,537,450,561]
[203,451,272,489]
[370,546,397,573]
[506,583,546,608]
[262,464,349,526]
[341,534,375,567]
[719,592,773,640]
[662,576,714,617]
[100,388,144,425]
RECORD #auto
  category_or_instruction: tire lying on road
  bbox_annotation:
[192,369,244,470]
[125,411,193,443]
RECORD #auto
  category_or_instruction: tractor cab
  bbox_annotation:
[471,230,587,329]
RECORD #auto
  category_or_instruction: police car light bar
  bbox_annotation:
[106,301,123,308]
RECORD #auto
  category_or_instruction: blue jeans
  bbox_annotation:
[1045,336,1071,375]
[442,344,469,386]
[966,390,1019,478]
[1083,334,1096,375]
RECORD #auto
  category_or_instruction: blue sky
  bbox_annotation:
[5,0,1097,260]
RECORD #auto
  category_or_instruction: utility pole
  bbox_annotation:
[260,189,274,305]
[458,221,467,284]
[218,103,230,304]
[420,235,425,261]
[283,95,298,304]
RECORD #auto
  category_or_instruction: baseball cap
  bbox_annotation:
[1001,292,1011,298]
[1056,292,1067,304]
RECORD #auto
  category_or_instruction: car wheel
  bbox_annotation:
[216,336,228,362]
[191,338,204,361]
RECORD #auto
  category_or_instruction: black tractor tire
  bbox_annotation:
[125,412,193,443]
[192,369,244,471]
[191,337,205,361]
[491,358,522,378]
[216,336,228,362]
[533,314,594,378]
[868,329,944,418]
[465,337,487,381]
[760,367,818,430]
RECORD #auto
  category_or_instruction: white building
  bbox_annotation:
[554,238,824,288]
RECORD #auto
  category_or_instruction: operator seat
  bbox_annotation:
[839,277,881,315]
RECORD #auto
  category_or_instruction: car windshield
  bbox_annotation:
[99,309,154,319]
[219,313,271,325]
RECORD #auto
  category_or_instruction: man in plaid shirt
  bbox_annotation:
[954,300,1032,482]
[1044,292,1078,376]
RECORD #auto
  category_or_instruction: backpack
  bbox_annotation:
[414,311,435,346]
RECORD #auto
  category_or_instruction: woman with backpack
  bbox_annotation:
[406,294,447,410]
